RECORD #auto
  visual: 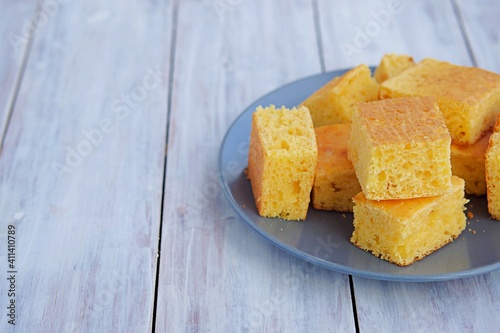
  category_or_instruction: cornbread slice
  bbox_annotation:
[349,96,452,200]
[451,131,491,196]
[486,117,500,219]
[247,105,318,220]
[373,53,415,83]
[312,124,361,212]
[351,176,468,266]
[380,58,500,144]
[300,64,379,127]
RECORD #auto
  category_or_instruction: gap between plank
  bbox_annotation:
[312,0,326,73]
[0,0,41,155]
[450,0,478,66]
[151,0,180,332]
[349,275,361,333]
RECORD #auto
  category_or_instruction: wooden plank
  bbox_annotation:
[353,272,500,332]
[317,0,471,69]
[155,0,356,332]
[316,1,500,332]
[0,0,37,142]
[0,1,172,332]
[455,0,500,72]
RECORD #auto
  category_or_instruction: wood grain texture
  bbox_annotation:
[155,0,356,332]
[0,1,172,332]
[0,0,37,142]
[455,0,500,72]
[353,271,500,333]
[316,0,472,70]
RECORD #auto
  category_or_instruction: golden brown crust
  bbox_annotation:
[355,96,449,145]
[379,58,500,144]
[381,58,500,105]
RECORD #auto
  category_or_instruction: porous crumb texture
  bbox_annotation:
[351,176,468,266]
[247,105,318,221]
[451,131,491,196]
[300,64,379,127]
[312,124,361,212]
[349,96,452,200]
[380,58,500,144]
[486,117,500,220]
[373,53,415,83]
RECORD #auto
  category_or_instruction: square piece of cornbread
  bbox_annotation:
[380,58,500,144]
[247,105,318,221]
[349,96,452,200]
[451,131,491,196]
[312,124,361,212]
[351,176,468,266]
[373,53,415,83]
[300,64,379,127]
[486,117,500,220]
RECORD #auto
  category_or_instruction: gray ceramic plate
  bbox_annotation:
[219,68,500,282]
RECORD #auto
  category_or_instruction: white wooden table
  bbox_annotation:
[1,0,499,332]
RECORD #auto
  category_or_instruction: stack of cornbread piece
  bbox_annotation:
[247,54,500,266]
